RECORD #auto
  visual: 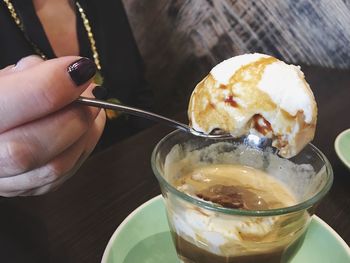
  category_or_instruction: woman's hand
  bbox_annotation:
[0,55,106,197]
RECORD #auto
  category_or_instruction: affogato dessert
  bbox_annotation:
[157,54,322,263]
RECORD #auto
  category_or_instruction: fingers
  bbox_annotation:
[0,65,15,77]
[0,54,74,79]
[86,106,106,153]
[0,55,43,77]
[0,109,106,197]
[30,109,106,195]
[0,134,85,197]
[0,56,103,197]
[0,105,99,177]
[0,85,101,177]
[0,56,97,133]
[13,55,44,71]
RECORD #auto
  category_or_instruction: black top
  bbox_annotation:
[0,0,153,149]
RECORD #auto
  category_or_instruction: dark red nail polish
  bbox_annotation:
[67,58,97,86]
[92,85,108,99]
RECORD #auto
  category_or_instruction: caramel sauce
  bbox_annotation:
[209,102,216,109]
[189,57,280,133]
[224,95,238,107]
[191,76,234,132]
[252,114,273,135]
[229,57,278,113]
[280,109,297,121]
[274,136,288,148]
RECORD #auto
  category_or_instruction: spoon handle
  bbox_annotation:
[76,96,189,132]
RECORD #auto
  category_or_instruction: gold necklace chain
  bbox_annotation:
[3,0,101,72]
[3,0,47,59]
[75,1,101,71]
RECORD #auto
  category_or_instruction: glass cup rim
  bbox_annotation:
[151,130,334,217]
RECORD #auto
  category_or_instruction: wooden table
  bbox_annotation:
[1,66,349,263]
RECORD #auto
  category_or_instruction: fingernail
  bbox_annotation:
[67,58,97,86]
[92,85,108,99]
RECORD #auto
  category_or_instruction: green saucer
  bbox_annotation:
[335,128,350,170]
[102,195,350,263]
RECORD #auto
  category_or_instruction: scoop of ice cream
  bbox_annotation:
[188,53,317,158]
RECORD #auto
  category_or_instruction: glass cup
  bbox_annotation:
[151,130,333,263]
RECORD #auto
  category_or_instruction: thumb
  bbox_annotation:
[14,55,44,71]
[0,56,96,133]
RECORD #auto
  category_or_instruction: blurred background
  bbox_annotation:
[122,0,350,116]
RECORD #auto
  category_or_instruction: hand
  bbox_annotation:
[0,55,106,197]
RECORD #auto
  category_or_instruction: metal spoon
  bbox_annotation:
[76,96,232,139]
